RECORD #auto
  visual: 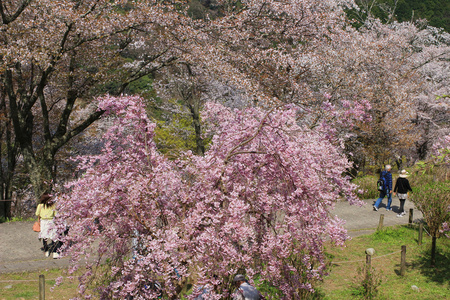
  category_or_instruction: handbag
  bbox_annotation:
[33,220,40,232]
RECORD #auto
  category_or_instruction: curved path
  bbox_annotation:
[0,198,422,274]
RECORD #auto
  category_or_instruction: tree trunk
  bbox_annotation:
[21,145,54,201]
[0,80,17,219]
[188,101,204,156]
[431,235,437,267]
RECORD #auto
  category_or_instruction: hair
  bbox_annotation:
[39,193,53,208]
[385,164,392,171]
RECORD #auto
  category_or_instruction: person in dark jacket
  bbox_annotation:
[373,165,393,211]
[232,274,263,300]
[393,169,413,217]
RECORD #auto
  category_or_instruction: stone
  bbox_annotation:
[365,248,375,256]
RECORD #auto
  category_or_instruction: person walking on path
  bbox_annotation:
[373,165,393,211]
[393,169,413,217]
[232,274,264,300]
[35,193,59,258]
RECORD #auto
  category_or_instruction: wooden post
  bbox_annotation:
[377,214,384,231]
[400,245,406,276]
[39,274,45,300]
[418,223,423,246]
[408,208,414,226]
[365,254,372,280]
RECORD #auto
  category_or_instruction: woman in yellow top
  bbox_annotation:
[35,193,57,258]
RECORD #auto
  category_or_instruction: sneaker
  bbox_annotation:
[373,206,378,211]
[45,251,50,257]
[386,208,391,211]
[397,214,403,217]
[53,252,60,259]
[401,211,406,216]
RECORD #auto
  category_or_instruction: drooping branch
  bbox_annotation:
[52,109,105,153]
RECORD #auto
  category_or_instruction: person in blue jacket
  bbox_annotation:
[373,165,393,211]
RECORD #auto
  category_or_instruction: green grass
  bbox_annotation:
[0,216,36,224]
[0,269,78,300]
[320,225,450,299]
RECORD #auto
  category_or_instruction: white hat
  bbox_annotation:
[399,170,409,178]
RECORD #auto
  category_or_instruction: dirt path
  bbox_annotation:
[0,198,423,274]
[0,221,69,274]
[334,198,423,237]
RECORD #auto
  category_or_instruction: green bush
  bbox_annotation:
[351,264,383,300]
[352,176,379,199]
[410,181,450,237]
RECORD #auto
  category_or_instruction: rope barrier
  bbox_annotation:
[330,236,431,266]
[422,226,432,237]
[331,250,402,264]
[0,279,57,282]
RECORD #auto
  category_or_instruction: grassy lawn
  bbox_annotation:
[1,225,448,299]
[320,225,450,299]
[0,269,78,300]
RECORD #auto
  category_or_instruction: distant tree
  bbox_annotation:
[0,0,184,216]
[348,0,450,32]
[410,27,450,162]
[411,134,450,266]
[411,182,450,266]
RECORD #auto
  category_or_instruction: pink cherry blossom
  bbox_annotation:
[56,95,362,299]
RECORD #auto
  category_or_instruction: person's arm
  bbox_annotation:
[35,204,41,217]
[388,173,393,193]
[393,179,399,195]
[406,179,413,193]
[52,204,57,218]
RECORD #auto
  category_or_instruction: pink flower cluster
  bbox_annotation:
[56,95,361,299]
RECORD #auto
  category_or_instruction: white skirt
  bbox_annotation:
[397,193,407,200]
[39,219,57,241]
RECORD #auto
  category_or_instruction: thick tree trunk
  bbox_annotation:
[0,79,17,219]
[22,146,54,201]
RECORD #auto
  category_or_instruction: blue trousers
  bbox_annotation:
[374,190,392,209]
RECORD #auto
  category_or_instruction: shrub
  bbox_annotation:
[352,176,379,199]
[410,182,450,237]
[410,181,450,266]
[351,264,383,299]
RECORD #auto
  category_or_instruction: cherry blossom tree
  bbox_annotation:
[0,0,185,208]
[55,95,362,299]
[0,0,364,218]
[410,134,450,266]
[410,27,450,161]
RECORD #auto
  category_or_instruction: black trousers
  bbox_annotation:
[399,199,406,214]
[42,239,62,253]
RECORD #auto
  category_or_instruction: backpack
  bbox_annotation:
[377,173,385,191]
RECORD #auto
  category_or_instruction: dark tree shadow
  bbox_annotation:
[409,245,450,285]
